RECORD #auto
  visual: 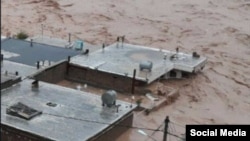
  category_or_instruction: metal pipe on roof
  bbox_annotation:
[102,43,105,53]
[121,35,125,47]
[36,61,40,69]
[30,39,33,47]
[131,69,136,94]
[68,33,71,43]
[116,36,120,48]
[67,56,71,62]
[176,47,179,53]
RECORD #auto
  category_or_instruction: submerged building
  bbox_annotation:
[66,43,207,92]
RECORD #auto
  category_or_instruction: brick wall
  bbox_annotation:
[66,64,134,92]
[33,61,68,83]
[1,124,50,141]
[88,112,134,141]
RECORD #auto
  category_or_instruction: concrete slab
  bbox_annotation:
[1,79,136,141]
[1,38,80,66]
[28,35,101,53]
[70,43,207,83]
[1,60,37,78]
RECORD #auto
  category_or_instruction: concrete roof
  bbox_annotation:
[28,36,71,48]
[1,38,80,66]
[1,75,18,84]
[70,43,207,83]
[28,35,101,53]
[1,79,136,141]
[1,60,37,79]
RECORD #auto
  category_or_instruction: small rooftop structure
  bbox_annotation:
[6,102,42,120]
[1,79,136,141]
[1,38,80,66]
[70,43,207,83]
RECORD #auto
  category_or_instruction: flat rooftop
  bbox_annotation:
[1,60,37,79]
[1,38,80,66]
[28,36,71,48]
[29,35,101,53]
[70,43,207,83]
[1,79,136,141]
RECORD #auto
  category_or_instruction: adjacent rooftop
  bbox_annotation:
[29,35,100,52]
[1,38,80,66]
[1,60,37,78]
[1,79,136,141]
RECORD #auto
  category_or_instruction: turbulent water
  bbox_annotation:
[2,0,250,140]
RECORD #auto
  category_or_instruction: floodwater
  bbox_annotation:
[2,0,250,140]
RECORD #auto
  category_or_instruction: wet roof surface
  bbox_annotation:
[1,75,18,84]
[1,79,136,141]
[1,38,80,66]
[70,43,207,83]
[1,60,37,78]
[30,36,101,53]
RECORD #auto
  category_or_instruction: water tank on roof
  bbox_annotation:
[74,40,84,50]
[139,61,153,72]
[102,90,117,107]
